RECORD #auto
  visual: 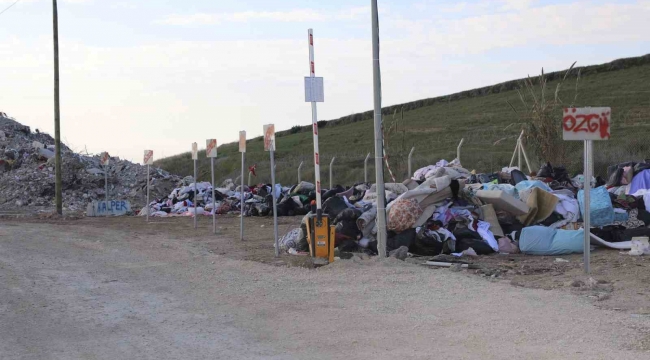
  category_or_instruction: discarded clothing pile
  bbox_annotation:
[279,158,650,257]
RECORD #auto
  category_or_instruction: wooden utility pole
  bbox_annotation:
[53,0,62,215]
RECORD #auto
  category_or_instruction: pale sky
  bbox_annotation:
[1,0,648,163]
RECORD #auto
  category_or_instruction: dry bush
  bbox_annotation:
[509,63,581,166]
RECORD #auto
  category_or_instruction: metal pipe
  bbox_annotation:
[298,161,303,183]
[308,29,323,216]
[146,164,150,222]
[518,139,522,170]
[364,152,370,183]
[270,150,279,257]
[329,156,336,188]
[456,138,464,164]
[53,0,63,215]
[240,131,246,241]
[583,139,592,273]
[371,0,387,257]
[105,164,109,217]
[193,158,197,229]
[407,147,415,179]
[520,138,533,175]
[211,157,216,234]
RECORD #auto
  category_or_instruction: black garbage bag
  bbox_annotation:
[538,162,553,178]
[294,204,309,216]
[296,220,310,252]
[634,162,650,176]
[335,208,362,224]
[254,203,270,216]
[410,230,444,256]
[479,173,500,184]
[497,212,524,236]
[322,196,348,220]
[387,228,416,252]
[335,220,360,240]
[606,167,624,187]
[322,185,345,202]
[338,239,360,252]
[453,227,495,255]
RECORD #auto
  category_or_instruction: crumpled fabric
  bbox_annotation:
[483,183,516,198]
[629,170,650,195]
[356,206,377,238]
[387,198,423,233]
[413,160,449,181]
[476,220,499,252]
[279,228,302,251]
[548,193,579,229]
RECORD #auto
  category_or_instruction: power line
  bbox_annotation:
[0,0,22,17]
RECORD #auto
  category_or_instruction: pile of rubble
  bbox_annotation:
[0,114,182,212]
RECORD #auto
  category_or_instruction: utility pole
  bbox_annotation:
[52,0,63,215]
[371,0,387,257]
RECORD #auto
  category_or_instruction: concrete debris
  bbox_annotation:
[0,115,182,212]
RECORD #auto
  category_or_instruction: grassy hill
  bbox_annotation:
[156,54,650,186]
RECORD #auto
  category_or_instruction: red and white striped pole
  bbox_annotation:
[308,28,323,214]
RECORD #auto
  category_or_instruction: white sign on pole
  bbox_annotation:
[206,139,217,158]
[263,124,275,152]
[239,131,247,153]
[304,77,324,102]
[191,142,198,160]
[562,107,610,274]
[143,150,154,165]
[562,107,611,141]
[100,152,110,166]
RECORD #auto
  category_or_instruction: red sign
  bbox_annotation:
[100,152,110,166]
[206,139,217,158]
[143,150,153,165]
[562,107,611,141]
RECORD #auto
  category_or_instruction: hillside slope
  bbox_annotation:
[156,54,650,186]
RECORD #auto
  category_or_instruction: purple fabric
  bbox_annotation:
[629,170,650,195]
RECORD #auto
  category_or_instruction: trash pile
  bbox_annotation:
[140,179,317,218]
[0,115,182,212]
[276,159,650,258]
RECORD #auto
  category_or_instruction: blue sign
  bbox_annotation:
[86,200,131,217]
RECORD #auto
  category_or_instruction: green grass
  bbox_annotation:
[156,54,650,186]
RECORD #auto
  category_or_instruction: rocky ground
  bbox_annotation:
[0,115,182,212]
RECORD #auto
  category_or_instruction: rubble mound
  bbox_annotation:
[0,114,182,212]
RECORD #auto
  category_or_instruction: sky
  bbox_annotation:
[0,0,648,163]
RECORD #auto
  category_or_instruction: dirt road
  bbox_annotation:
[1,218,649,359]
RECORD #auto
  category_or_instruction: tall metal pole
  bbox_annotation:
[105,164,109,216]
[240,151,245,240]
[308,29,323,218]
[583,140,592,274]
[194,158,198,229]
[146,164,150,222]
[270,150,279,256]
[52,0,62,215]
[364,153,370,183]
[329,157,336,188]
[371,0,387,257]
[407,147,415,179]
[211,157,216,234]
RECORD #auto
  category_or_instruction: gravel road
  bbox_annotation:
[1,220,649,359]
